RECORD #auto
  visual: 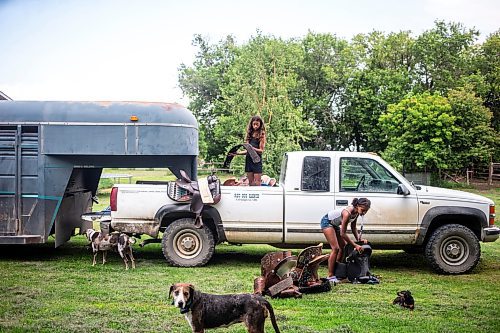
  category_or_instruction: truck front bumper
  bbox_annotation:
[483,226,500,242]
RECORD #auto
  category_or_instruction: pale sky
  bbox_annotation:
[0,0,498,105]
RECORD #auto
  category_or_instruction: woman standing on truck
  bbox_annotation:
[233,115,266,186]
[320,198,371,283]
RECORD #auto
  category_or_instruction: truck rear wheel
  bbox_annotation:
[424,224,480,274]
[161,218,215,267]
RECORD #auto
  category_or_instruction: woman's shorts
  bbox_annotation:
[245,154,262,173]
[320,214,340,231]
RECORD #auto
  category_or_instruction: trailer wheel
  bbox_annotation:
[161,218,215,267]
[424,224,480,274]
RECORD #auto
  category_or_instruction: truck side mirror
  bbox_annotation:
[397,184,410,196]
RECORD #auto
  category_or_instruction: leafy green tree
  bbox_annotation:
[337,31,416,152]
[476,30,500,132]
[178,21,499,175]
[298,32,354,150]
[413,21,479,93]
[447,85,498,167]
[212,34,315,176]
[380,93,457,172]
[178,35,238,160]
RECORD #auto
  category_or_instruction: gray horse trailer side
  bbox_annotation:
[0,101,198,246]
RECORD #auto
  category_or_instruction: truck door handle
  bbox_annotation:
[336,200,348,205]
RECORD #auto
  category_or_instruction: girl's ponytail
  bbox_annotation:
[352,197,371,208]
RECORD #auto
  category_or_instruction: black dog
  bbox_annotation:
[393,290,415,310]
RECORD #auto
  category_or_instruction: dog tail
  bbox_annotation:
[262,299,281,333]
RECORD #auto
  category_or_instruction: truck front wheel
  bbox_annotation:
[424,224,480,274]
[161,218,215,267]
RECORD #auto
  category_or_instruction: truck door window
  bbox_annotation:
[340,157,399,193]
[301,156,330,192]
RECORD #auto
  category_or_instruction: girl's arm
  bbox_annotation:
[253,134,266,154]
[340,210,363,251]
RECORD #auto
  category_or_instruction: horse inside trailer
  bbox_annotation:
[0,101,198,246]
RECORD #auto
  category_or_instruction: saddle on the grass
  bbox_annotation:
[253,244,330,298]
[167,170,221,228]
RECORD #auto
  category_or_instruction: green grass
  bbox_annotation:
[1,240,499,332]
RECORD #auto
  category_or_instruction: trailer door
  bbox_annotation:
[0,126,39,236]
[0,127,18,235]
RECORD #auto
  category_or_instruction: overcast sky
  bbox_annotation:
[0,0,498,104]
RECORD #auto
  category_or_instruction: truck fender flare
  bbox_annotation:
[416,206,487,245]
[154,203,191,224]
[154,204,226,243]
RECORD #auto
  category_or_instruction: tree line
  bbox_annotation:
[178,21,499,178]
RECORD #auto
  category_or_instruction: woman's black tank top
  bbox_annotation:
[249,136,260,150]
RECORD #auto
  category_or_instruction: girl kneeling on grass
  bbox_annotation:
[320,198,371,283]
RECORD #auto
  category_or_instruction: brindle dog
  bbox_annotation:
[169,283,281,333]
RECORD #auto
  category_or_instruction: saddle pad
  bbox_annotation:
[198,178,214,204]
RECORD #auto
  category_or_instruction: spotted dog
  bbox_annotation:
[169,283,281,333]
[85,229,136,269]
[393,290,415,310]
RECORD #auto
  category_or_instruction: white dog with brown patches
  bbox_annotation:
[85,229,136,269]
[169,283,281,333]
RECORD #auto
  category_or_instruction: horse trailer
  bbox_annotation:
[0,101,198,246]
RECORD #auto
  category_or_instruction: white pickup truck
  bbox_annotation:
[107,151,498,274]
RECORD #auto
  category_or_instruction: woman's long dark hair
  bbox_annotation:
[245,115,266,142]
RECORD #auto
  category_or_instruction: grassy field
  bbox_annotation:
[1,171,499,332]
[1,240,499,333]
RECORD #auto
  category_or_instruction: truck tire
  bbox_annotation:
[161,218,215,267]
[424,224,480,274]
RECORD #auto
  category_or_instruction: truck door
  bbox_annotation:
[284,155,334,244]
[335,157,419,244]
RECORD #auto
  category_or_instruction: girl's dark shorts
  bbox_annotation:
[245,154,262,173]
[320,214,340,231]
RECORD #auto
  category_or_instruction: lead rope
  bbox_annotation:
[358,215,364,241]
